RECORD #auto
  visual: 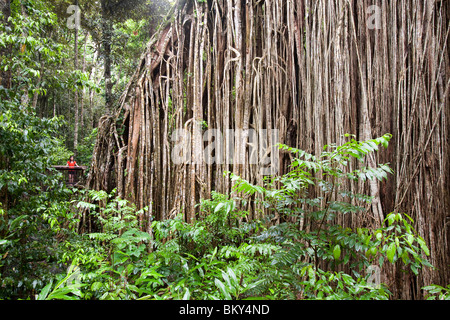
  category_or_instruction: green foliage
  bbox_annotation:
[222,133,432,299]
[0,108,66,195]
[0,0,95,102]
[36,264,85,300]
[0,90,77,298]
[0,0,441,299]
[76,128,98,173]
[423,284,450,300]
[0,191,77,299]
[295,266,390,300]
[374,213,432,274]
[0,0,171,300]
[23,134,436,301]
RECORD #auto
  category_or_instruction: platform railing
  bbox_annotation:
[52,165,87,186]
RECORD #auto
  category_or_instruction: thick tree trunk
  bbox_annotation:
[87,0,450,299]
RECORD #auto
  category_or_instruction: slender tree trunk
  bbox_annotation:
[80,31,88,129]
[101,0,113,114]
[53,93,56,117]
[74,9,79,154]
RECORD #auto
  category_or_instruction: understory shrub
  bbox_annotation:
[33,134,434,300]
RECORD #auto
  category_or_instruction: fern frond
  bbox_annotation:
[87,232,118,242]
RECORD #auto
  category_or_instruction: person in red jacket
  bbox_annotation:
[67,156,79,184]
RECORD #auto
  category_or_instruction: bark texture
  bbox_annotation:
[86,0,450,299]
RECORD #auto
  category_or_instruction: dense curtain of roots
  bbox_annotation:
[86,0,450,298]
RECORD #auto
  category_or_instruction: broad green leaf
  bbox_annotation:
[214,202,225,213]
[387,242,396,263]
[423,285,443,294]
[333,244,341,260]
[221,269,232,288]
[367,246,377,257]
[9,215,27,230]
[244,279,264,292]
[37,281,53,300]
[91,282,103,291]
[386,214,395,226]
[227,268,238,286]
[406,234,414,246]
[341,274,353,285]
[308,267,316,286]
[417,237,430,256]
[375,231,383,241]
[215,278,231,300]
[401,250,410,264]
[182,288,190,300]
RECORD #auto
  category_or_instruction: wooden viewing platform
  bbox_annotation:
[52,165,87,186]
